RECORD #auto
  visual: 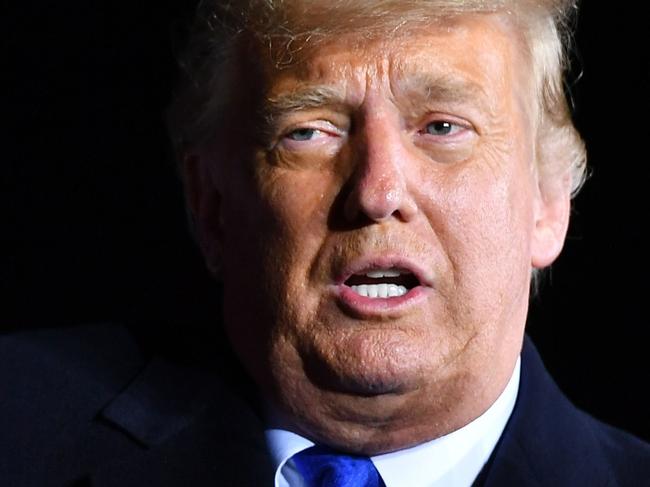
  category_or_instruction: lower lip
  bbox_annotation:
[335,284,429,317]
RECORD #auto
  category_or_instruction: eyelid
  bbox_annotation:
[425,113,472,127]
[282,119,344,136]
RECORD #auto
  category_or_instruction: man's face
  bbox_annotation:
[191,13,569,453]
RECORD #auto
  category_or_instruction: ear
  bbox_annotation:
[183,151,223,276]
[530,172,572,269]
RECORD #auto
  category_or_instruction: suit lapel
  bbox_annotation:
[478,337,616,487]
[95,356,275,486]
[100,358,215,447]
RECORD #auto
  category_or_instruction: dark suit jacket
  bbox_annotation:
[2,324,649,486]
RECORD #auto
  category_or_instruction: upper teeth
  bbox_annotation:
[351,284,408,298]
[349,269,410,299]
[365,269,401,278]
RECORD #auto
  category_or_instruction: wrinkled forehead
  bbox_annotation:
[264,16,519,99]
[234,11,533,111]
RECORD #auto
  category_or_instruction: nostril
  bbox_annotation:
[343,179,418,224]
[344,187,399,223]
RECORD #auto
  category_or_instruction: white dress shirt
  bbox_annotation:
[266,357,520,487]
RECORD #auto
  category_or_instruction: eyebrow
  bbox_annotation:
[260,72,492,133]
[264,85,348,119]
[396,72,492,114]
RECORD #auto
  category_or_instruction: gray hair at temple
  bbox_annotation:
[168,0,587,197]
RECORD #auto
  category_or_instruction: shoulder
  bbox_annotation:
[480,337,650,487]
[0,325,144,484]
[548,400,650,486]
[583,413,650,484]
[0,324,274,486]
[0,324,145,426]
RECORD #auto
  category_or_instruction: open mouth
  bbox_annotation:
[343,268,420,298]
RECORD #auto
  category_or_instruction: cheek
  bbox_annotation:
[432,163,536,311]
[238,166,340,311]
[219,167,338,378]
[223,165,334,262]
[257,168,333,239]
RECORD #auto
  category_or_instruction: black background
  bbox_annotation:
[4,3,649,442]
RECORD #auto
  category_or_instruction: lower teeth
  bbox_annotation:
[350,283,408,298]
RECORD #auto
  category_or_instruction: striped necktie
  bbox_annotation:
[292,445,386,487]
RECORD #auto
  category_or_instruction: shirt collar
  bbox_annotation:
[266,357,520,487]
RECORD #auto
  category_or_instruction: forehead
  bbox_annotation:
[256,13,529,105]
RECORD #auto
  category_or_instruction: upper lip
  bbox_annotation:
[333,255,434,288]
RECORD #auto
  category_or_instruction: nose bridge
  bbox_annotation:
[360,112,404,199]
[344,108,418,223]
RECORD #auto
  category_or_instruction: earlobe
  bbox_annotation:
[183,152,223,276]
[530,174,572,269]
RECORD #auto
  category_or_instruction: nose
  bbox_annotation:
[343,114,419,223]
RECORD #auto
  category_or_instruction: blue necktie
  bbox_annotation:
[292,445,386,487]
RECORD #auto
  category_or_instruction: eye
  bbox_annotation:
[277,120,345,149]
[286,128,320,141]
[414,116,477,163]
[423,120,463,136]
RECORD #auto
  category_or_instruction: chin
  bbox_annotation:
[299,328,435,396]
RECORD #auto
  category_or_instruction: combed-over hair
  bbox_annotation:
[168,0,586,196]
